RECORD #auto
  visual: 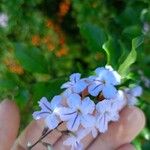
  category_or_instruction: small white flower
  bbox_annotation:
[0,13,8,27]
[61,73,88,94]
[57,93,95,131]
[32,96,62,129]
[124,86,143,106]
[80,120,98,138]
[110,90,127,111]
[96,100,119,133]
[63,130,84,150]
[88,66,121,99]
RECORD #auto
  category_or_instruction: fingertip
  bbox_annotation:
[117,144,136,150]
[120,106,145,137]
[87,106,145,150]
[0,99,20,118]
[0,99,20,149]
[108,106,145,146]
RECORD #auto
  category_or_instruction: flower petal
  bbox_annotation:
[110,113,119,121]
[81,115,95,128]
[80,97,95,114]
[61,81,72,89]
[51,95,62,110]
[32,110,50,120]
[62,88,73,98]
[130,86,143,97]
[67,93,81,109]
[63,137,75,146]
[127,96,138,106]
[91,128,98,138]
[96,100,109,113]
[78,128,90,140]
[102,84,117,99]
[70,73,81,83]
[57,107,77,121]
[45,114,59,129]
[111,90,126,111]
[38,97,52,112]
[105,65,113,71]
[88,83,103,96]
[96,114,109,133]
[88,76,96,82]
[95,67,106,75]
[67,114,80,131]
[72,80,87,93]
[104,71,121,85]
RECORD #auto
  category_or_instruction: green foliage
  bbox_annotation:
[14,44,49,73]
[102,37,122,69]
[0,0,150,148]
[118,36,144,78]
[80,22,107,52]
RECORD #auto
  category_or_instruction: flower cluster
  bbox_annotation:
[32,65,142,150]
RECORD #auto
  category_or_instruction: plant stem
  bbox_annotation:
[28,122,63,149]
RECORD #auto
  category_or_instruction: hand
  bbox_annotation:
[0,100,145,150]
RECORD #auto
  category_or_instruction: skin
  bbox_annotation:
[0,100,145,150]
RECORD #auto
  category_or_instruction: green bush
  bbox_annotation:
[0,0,150,149]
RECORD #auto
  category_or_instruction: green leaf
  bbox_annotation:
[14,43,48,73]
[118,36,144,78]
[142,141,150,150]
[80,22,107,52]
[0,72,19,91]
[123,25,141,39]
[32,77,66,103]
[142,90,150,104]
[102,37,122,69]
[0,79,16,90]
[15,88,30,108]
[132,35,144,50]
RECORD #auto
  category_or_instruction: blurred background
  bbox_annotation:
[0,0,150,149]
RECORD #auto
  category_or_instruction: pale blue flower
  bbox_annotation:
[124,86,142,106]
[88,66,121,99]
[110,90,127,111]
[61,73,88,94]
[57,93,95,131]
[96,100,119,133]
[80,119,98,138]
[63,129,84,150]
[32,96,62,129]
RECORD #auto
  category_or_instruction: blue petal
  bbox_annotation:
[58,107,77,121]
[38,97,52,112]
[102,84,117,99]
[81,115,95,128]
[70,73,81,83]
[96,115,109,133]
[72,80,87,93]
[88,83,103,96]
[61,81,72,89]
[45,114,59,129]
[32,110,50,120]
[80,97,95,114]
[95,67,106,76]
[103,70,121,85]
[67,114,80,131]
[51,95,62,111]
[67,93,81,109]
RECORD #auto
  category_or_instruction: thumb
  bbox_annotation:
[0,100,20,150]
